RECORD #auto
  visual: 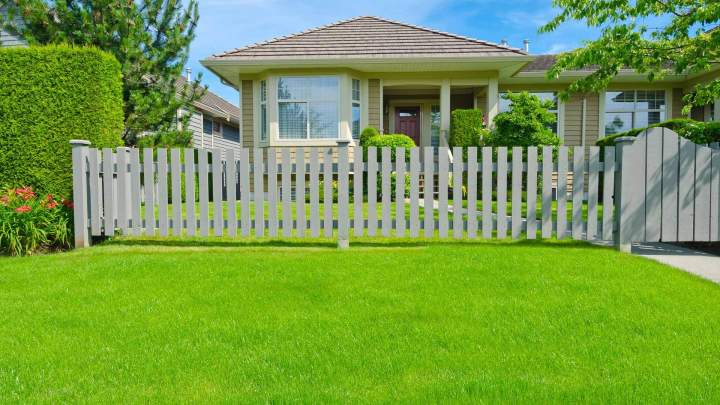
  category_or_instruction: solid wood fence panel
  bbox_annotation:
[645,134,663,242]
[296,147,306,237]
[89,149,101,236]
[438,147,449,238]
[526,147,537,239]
[198,149,209,237]
[226,150,237,237]
[587,147,599,240]
[170,149,182,236]
[557,146,568,239]
[467,147,478,239]
[695,146,712,241]
[661,132,678,241]
[309,148,320,237]
[602,148,615,241]
[338,146,350,241]
[395,148,406,237]
[542,147,553,239]
[183,148,196,236]
[482,147,493,239]
[354,147,364,237]
[212,149,223,237]
[143,148,155,236]
[678,138,695,240]
[157,148,169,237]
[512,147,522,239]
[381,147,391,237]
[102,148,116,236]
[453,147,463,239]
[240,149,251,237]
[711,150,720,241]
[368,147,377,236]
[267,149,278,237]
[253,148,265,237]
[282,148,292,237]
[496,147,507,239]
[572,146,584,240]
[117,148,130,234]
[423,147,434,238]
[409,148,420,237]
[323,148,333,238]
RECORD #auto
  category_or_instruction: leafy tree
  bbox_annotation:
[0,0,205,144]
[540,0,720,114]
[488,92,560,147]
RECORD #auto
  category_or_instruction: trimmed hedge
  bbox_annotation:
[363,133,416,162]
[0,45,124,196]
[449,109,487,147]
[359,126,380,146]
[597,118,720,146]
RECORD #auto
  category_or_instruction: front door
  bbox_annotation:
[395,107,421,145]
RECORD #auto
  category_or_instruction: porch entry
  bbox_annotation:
[395,107,421,145]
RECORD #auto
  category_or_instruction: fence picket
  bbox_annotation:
[587,147,599,240]
[678,139,695,240]
[542,147,552,239]
[602,148,615,241]
[497,147,507,239]
[527,147,537,239]
[354,146,364,236]
[381,147,392,237]
[395,148,406,237]
[102,148,115,236]
[572,146,584,240]
[117,148,130,234]
[409,148,420,237]
[226,150,237,237]
[282,148,292,237]
[557,146,568,239]
[253,148,265,237]
[338,145,349,242]
[296,147,306,236]
[323,148,333,237]
[130,149,142,236]
[198,149,209,237]
[184,148,196,236]
[512,147,522,239]
[711,150,720,241]
[157,148,169,237]
[211,149,223,236]
[695,146,712,241]
[661,133,678,241]
[143,148,155,236]
[645,134,662,242]
[482,147,492,239]
[467,147,478,239]
[170,149,182,236]
[267,149,278,237]
[438,147,449,238]
[309,148,320,237]
[423,147,434,238]
[89,149,101,236]
[453,147,463,239]
[240,149,251,237]
[367,147,377,236]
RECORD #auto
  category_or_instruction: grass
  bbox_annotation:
[1,238,720,402]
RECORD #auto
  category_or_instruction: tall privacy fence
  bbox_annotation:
[71,128,720,250]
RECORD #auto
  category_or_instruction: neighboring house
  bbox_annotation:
[175,75,242,151]
[0,6,27,47]
[201,16,720,152]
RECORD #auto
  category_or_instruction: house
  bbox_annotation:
[0,6,27,47]
[201,16,720,152]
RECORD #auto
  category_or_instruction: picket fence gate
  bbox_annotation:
[70,128,720,250]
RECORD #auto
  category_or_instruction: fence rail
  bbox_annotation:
[70,128,720,249]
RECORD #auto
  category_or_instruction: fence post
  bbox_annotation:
[337,139,350,249]
[71,140,91,248]
[613,136,637,252]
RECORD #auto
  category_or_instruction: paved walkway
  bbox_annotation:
[632,242,720,283]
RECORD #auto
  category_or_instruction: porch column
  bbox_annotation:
[487,76,499,128]
[440,79,451,147]
[714,98,720,122]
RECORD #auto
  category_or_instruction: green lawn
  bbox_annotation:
[1,238,719,401]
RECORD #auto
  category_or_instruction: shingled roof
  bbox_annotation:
[176,76,240,122]
[210,16,526,60]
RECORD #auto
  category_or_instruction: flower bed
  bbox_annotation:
[0,187,73,256]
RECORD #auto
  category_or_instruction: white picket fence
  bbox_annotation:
[70,128,720,249]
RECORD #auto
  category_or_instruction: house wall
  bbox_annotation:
[671,88,685,119]
[563,93,600,147]
[241,80,254,151]
[0,7,26,47]
[368,79,382,130]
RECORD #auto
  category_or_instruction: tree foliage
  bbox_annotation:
[489,92,560,147]
[540,0,720,113]
[0,0,205,144]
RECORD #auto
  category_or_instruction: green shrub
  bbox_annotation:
[449,109,488,147]
[363,134,416,162]
[360,127,381,146]
[597,118,720,146]
[0,46,124,196]
[136,130,193,149]
[0,186,73,256]
[488,92,560,148]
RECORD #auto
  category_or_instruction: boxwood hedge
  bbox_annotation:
[0,45,124,197]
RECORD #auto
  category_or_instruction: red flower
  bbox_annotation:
[0,195,8,206]
[15,205,32,213]
[46,201,59,209]
[15,187,35,201]
[62,199,74,209]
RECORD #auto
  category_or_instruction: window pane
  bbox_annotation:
[309,101,338,139]
[352,79,360,101]
[352,103,361,139]
[203,117,213,134]
[606,91,635,112]
[260,80,267,102]
[636,110,666,128]
[499,92,511,113]
[260,104,267,140]
[431,105,440,147]
[222,124,239,141]
[279,102,307,139]
[636,90,665,111]
[605,112,633,135]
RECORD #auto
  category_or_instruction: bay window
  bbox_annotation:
[352,79,361,139]
[277,76,339,139]
[604,90,666,135]
[260,80,267,141]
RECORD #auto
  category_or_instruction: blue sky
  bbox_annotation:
[187,0,601,102]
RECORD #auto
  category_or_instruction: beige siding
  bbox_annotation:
[563,93,599,146]
[368,79,381,130]
[242,80,254,150]
[671,88,685,119]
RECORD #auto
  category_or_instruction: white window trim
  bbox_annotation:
[276,75,342,141]
[603,89,668,136]
[259,79,268,143]
[351,78,362,139]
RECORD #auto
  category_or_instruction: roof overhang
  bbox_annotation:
[201,55,534,88]
[507,69,691,85]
